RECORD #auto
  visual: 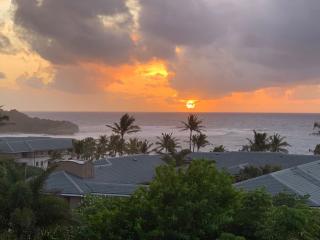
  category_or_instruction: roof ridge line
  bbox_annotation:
[4,141,14,152]
[25,140,34,152]
[63,171,84,194]
[272,170,320,205]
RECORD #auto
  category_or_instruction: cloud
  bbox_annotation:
[0,33,15,54]
[138,0,320,96]
[13,0,135,65]
[0,72,5,79]
[10,0,320,98]
[16,74,45,88]
[49,64,115,94]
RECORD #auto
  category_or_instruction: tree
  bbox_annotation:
[243,130,270,152]
[180,114,204,151]
[75,160,239,240]
[191,133,209,152]
[0,158,71,239]
[211,145,227,152]
[235,164,281,182]
[139,139,153,154]
[161,149,191,167]
[81,137,97,161]
[269,133,291,153]
[73,139,84,159]
[69,161,320,240]
[155,133,180,154]
[107,134,124,157]
[95,135,109,159]
[106,114,140,155]
[125,138,141,155]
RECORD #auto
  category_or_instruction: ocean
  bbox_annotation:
[6,112,320,155]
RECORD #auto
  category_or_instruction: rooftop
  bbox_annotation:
[188,152,320,174]
[235,160,320,207]
[45,154,164,197]
[45,152,320,198]
[0,137,73,153]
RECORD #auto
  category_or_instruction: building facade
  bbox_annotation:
[0,137,74,169]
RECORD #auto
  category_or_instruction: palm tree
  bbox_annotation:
[269,133,291,153]
[244,130,270,152]
[82,137,97,161]
[139,139,154,154]
[161,149,191,167]
[191,133,209,152]
[211,145,227,152]
[107,134,124,157]
[0,159,71,239]
[125,138,154,155]
[73,139,84,159]
[155,133,180,154]
[106,114,140,155]
[125,138,141,155]
[96,135,109,159]
[180,114,204,150]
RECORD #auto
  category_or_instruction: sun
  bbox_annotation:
[186,100,196,109]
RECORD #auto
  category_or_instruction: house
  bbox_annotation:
[45,152,320,207]
[235,160,320,207]
[0,137,73,169]
[45,155,164,207]
[188,152,320,174]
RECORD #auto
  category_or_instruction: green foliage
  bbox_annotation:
[161,149,191,167]
[106,113,140,155]
[0,158,71,239]
[191,133,210,152]
[235,164,282,182]
[67,160,320,240]
[219,233,246,240]
[211,145,227,152]
[242,131,290,153]
[125,138,154,155]
[269,133,291,153]
[155,132,180,154]
[75,160,239,240]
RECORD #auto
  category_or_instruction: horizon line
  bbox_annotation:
[20,110,320,114]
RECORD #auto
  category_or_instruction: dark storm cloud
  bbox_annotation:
[138,0,320,95]
[13,0,134,65]
[10,0,320,96]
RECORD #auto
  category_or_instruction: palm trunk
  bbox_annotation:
[189,130,192,151]
[120,134,124,156]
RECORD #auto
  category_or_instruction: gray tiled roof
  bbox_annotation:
[45,154,164,197]
[235,160,320,207]
[45,171,142,197]
[188,152,320,174]
[0,137,73,153]
[94,155,164,184]
[45,152,320,198]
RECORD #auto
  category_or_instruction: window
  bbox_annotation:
[36,162,39,167]
[41,161,43,166]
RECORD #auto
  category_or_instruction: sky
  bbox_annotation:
[0,0,320,112]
